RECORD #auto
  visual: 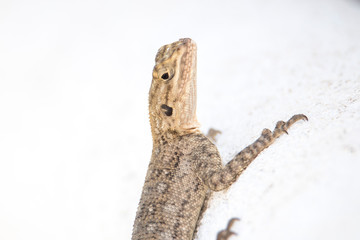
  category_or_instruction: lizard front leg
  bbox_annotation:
[206,114,308,192]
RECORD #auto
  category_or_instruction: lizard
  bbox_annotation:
[131,38,307,240]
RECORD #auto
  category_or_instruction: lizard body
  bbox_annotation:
[132,38,307,240]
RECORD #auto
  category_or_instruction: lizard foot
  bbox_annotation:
[216,218,240,240]
[272,114,308,138]
[207,128,222,143]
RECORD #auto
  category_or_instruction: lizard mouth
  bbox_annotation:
[176,39,199,131]
[178,39,196,91]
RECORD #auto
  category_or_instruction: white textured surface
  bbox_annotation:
[0,0,359,239]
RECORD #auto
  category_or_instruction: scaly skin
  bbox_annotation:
[131,38,307,240]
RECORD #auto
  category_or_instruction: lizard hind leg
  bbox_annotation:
[216,218,240,240]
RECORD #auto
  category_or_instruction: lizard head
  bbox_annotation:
[149,38,200,140]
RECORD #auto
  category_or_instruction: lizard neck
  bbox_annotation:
[149,38,201,144]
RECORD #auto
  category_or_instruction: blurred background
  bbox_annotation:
[0,0,359,239]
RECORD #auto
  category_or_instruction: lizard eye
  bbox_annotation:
[158,68,174,81]
[161,72,169,80]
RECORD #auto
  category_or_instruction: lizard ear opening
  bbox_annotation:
[161,104,173,116]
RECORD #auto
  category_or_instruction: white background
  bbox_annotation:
[1,0,359,239]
